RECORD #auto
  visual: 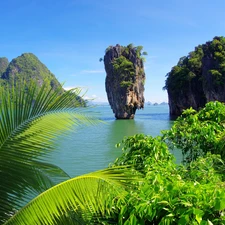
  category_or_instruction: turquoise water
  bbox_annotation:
[51,105,182,177]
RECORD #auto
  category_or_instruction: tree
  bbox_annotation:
[0,81,137,224]
[142,51,148,56]
[110,134,225,224]
[162,101,225,163]
[4,167,136,225]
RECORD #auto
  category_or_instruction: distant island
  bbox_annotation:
[146,101,168,106]
[88,101,168,107]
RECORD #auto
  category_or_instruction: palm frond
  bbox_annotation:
[4,166,138,225]
[0,81,97,223]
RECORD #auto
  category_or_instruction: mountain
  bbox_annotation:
[159,102,168,105]
[0,57,9,77]
[1,53,61,90]
[164,36,225,116]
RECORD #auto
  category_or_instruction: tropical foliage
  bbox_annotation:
[113,56,135,77]
[4,167,138,225]
[164,36,225,94]
[0,57,8,76]
[2,78,225,224]
[107,133,225,224]
[164,36,225,116]
[106,44,147,89]
[162,101,225,163]
[0,81,141,224]
[112,56,135,88]
[0,53,61,91]
[93,102,225,224]
[0,81,91,223]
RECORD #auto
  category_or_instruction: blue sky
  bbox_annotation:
[1,0,225,102]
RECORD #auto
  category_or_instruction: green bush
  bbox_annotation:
[120,81,133,88]
[162,101,225,163]
[101,102,225,224]
[108,133,225,224]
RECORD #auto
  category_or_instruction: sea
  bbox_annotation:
[50,104,183,177]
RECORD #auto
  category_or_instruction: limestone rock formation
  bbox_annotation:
[165,36,225,116]
[1,53,61,90]
[0,57,9,77]
[104,44,146,119]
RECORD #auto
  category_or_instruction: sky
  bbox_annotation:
[1,0,225,103]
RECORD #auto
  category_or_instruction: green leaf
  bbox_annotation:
[178,216,189,225]
[0,81,99,223]
[4,166,139,225]
[193,208,204,224]
[215,197,225,210]
[129,214,137,225]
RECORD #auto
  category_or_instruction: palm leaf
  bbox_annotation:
[3,166,137,225]
[0,81,97,223]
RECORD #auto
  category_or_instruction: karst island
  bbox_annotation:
[101,44,147,119]
[164,36,225,116]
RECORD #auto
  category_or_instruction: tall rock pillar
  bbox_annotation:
[104,44,146,119]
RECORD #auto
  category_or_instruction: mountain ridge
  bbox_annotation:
[0,53,62,91]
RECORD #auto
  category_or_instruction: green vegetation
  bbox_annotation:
[0,81,86,223]
[0,90,225,225]
[104,44,147,89]
[164,36,225,95]
[0,81,138,224]
[105,102,225,224]
[113,56,135,76]
[162,101,225,163]
[104,43,148,60]
[0,53,61,91]
[113,55,135,88]
[2,82,225,223]
[0,57,9,76]
[120,80,133,88]
[0,53,86,106]
[109,135,225,224]
[100,44,147,89]
[5,167,136,225]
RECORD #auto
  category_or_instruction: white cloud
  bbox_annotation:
[83,95,108,102]
[80,70,105,74]
[83,94,97,100]
[83,96,92,100]
[64,86,74,90]
[63,86,88,91]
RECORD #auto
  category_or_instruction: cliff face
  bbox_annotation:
[0,53,86,106]
[0,57,9,77]
[104,44,146,119]
[165,36,225,116]
[1,53,61,90]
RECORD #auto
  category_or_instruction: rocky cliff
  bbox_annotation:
[1,53,61,90]
[104,44,146,119]
[0,53,86,106]
[165,36,225,116]
[0,57,9,77]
